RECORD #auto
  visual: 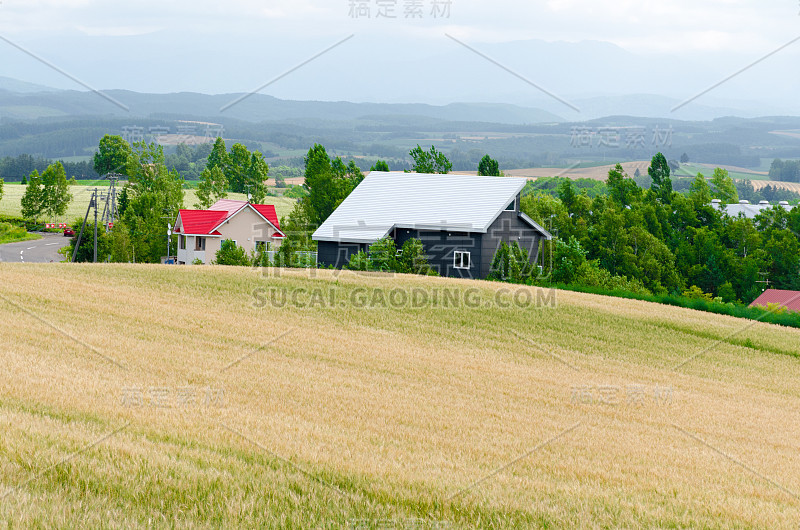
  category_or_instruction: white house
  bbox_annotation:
[173,199,285,264]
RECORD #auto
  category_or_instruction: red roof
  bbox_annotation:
[176,210,227,235]
[749,289,800,312]
[175,200,284,237]
[251,203,281,231]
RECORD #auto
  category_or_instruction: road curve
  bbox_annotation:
[0,233,69,263]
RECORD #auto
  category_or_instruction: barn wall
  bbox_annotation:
[317,241,367,269]
[396,228,483,279]
[481,211,543,278]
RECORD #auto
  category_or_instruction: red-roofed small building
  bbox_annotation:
[749,289,800,313]
[173,200,284,264]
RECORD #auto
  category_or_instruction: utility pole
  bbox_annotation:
[166,223,172,264]
[71,188,94,263]
[756,272,771,293]
[93,187,98,263]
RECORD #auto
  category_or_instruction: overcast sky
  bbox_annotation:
[1,0,799,113]
[3,0,796,49]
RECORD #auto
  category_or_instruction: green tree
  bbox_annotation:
[557,179,577,213]
[717,281,737,303]
[551,236,587,284]
[93,135,132,176]
[680,153,690,164]
[710,168,738,205]
[21,170,43,220]
[478,155,500,176]
[121,142,185,263]
[300,144,363,227]
[370,160,390,172]
[397,238,433,275]
[648,152,673,203]
[367,237,398,272]
[195,166,228,209]
[606,163,640,208]
[689,173,712,207]
[227,143,251,194]
[0,177,3,203]
[275,206,316,266]
[206,137,229,172]
[245,152,269,203]
[765,229,800,289]
[214,239,251,266]
[409,145,452,174]
[39,162,72,219]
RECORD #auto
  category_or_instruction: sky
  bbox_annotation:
[1,0,799,115]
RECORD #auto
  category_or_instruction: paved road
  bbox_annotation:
[0,233,69,263]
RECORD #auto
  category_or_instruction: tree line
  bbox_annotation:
[0,153,97,181]
[522,155,800,304]
[10,131,800,302]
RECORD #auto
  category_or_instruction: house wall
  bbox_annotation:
[216,208,282,255]
[481,210,543,278]
[318,241,367,268]
[396,228,483,279]
[177,235,217,264]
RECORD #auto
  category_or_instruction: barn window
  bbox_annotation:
[505,199,515,211]
[454,251,471,269]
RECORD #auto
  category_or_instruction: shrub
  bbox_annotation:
[214,240,251,266]
[682,285,714,302]
[0,222,30,244]
[345,237,434,275]
[346,250,370,271]
[367,237,398,272]
[573,260,652,296]
[488,242,532,283]
[397,238,434,275]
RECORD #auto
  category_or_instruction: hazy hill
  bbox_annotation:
[0,86,563,124]
[0,76,61,94]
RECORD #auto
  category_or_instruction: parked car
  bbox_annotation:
[63,227,75,237]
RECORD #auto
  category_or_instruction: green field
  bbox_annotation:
[0,264,798,527]
[0,184,298,224]
[674,163,769,181]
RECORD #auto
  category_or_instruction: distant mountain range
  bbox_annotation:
[1,76,799,172]
[0,78,563,124]
[4,32,798,121]
[0,75,771,126]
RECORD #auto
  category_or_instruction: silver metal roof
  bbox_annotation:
[711,200,792,219]
[313,171,532,244]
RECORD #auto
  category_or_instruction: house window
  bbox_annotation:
[179,235,186,250]
[195,237,206,251]
[255,241,270,252]
[454,251,471,269]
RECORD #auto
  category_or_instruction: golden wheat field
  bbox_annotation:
[752,180,800,194]
[1,264,799,528]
